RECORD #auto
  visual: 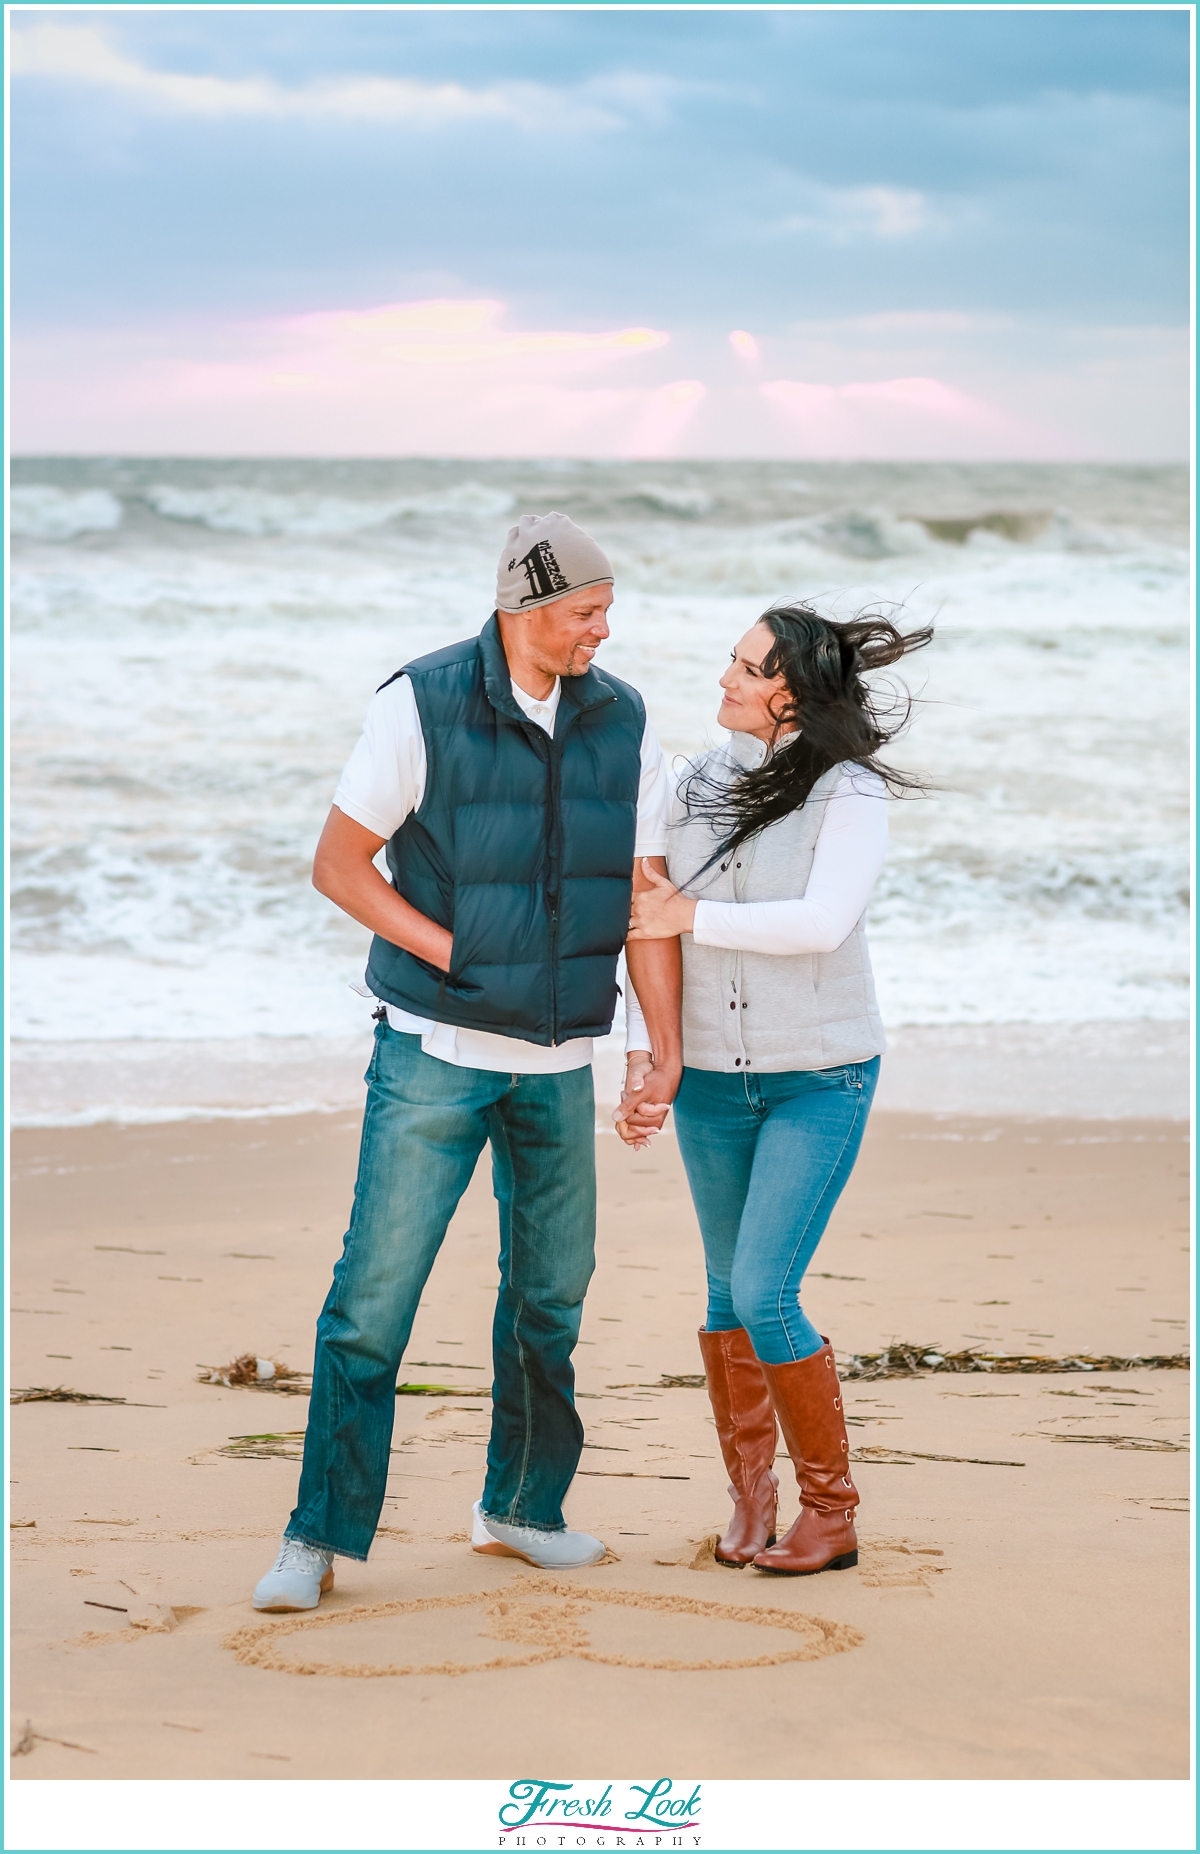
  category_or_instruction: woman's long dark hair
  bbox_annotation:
[680,601,933,875]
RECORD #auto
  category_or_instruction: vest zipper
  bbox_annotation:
[542,692,606,1043]
[545,714,569,1044]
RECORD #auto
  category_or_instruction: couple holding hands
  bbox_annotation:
[251,512,929,1613]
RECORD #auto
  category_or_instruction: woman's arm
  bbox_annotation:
[627,769,888,955]
[624,981,651,1055]
[614,974,659,1149]
[696,777,887,954]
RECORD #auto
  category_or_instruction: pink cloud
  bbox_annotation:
[760,374,1056,457]
[628,379,706,457]
[11,303,1179,458]
[283,298,670,366]
[12,299,682,453]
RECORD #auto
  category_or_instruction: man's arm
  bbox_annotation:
[313,806,453,971]
[618,855,682,1144]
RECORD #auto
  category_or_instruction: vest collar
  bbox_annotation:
[479,612,618,726]
[724,726,801,772]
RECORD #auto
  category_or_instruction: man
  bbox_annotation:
[252,513,681,1610]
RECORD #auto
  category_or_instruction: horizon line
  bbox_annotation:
[10,451,1188,467]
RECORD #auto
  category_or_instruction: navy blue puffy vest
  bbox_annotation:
[364,614,645,1046]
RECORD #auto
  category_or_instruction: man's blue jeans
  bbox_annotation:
[287,1023,596,1560]
[673,1059,881,1365]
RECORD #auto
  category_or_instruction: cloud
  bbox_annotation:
[818,311,1014,336]
[628,379,707,457]
[9,297,686,455]
[12,311,1187,457]
[759,373,1053,457]
[779,185,931,242]
[284,300,669,365]
[8,22,648,132]
[765,376,972,415]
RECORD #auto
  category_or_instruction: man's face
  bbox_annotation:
[512,584,614,678]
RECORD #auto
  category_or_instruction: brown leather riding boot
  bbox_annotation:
[698,1327,779,1567]
[752,1340,859,1576]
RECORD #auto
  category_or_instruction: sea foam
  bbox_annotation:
[10,485,124,541]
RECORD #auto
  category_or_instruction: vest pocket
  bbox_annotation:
[448,881,543,980]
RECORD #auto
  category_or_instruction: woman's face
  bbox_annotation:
[717,622,797,743]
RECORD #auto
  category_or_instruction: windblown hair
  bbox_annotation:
[680,601,933,873]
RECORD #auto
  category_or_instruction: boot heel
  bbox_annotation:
[826,1549,858,1571]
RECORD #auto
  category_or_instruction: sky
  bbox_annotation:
[9,5,1191,460]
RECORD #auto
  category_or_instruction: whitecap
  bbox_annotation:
[629,483,716,518]
[794,509,932,559]
[10,486,124,542]
[144,480,514,537]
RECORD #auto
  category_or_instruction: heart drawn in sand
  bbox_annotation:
[223,1575,863,1679]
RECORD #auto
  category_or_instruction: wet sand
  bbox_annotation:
[9,1110,1191,1780]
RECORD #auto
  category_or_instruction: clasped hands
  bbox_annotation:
[613,1051,679,1149]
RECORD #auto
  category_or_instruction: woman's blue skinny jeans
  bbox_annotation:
[672,1058,881,1364]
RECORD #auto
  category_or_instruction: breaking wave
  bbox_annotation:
[142,479,515,536]
[10,486,124,541]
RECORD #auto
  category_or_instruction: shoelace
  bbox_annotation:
[272,1539,327,1574]
[495,1522,563,1545]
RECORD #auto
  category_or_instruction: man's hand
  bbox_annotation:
[613,1049,679,1148]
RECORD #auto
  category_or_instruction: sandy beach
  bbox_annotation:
[9,1104,1190,1782]
[12,454,1189,1790]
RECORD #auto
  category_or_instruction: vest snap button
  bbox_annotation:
[734,1058,741,1067]
[729,1000,736,1010]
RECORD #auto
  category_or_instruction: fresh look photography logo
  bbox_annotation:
[498,1780,702,1846]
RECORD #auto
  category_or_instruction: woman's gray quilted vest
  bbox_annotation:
[667,734,886,1074]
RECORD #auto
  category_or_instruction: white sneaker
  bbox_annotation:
[470,1499,606,1569]
[252,1536,335,1611]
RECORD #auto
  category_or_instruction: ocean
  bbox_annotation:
[9,457,1190,1123]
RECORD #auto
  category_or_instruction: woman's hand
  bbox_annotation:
[626,859,697,940]
[613,1049,678,1148]
[613,1052,656,1148]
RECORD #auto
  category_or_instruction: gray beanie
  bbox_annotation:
[496,512,614,612]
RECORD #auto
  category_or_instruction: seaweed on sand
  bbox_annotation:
[617,1346,1189,1390]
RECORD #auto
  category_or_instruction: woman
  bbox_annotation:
[620,602,931,1576]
